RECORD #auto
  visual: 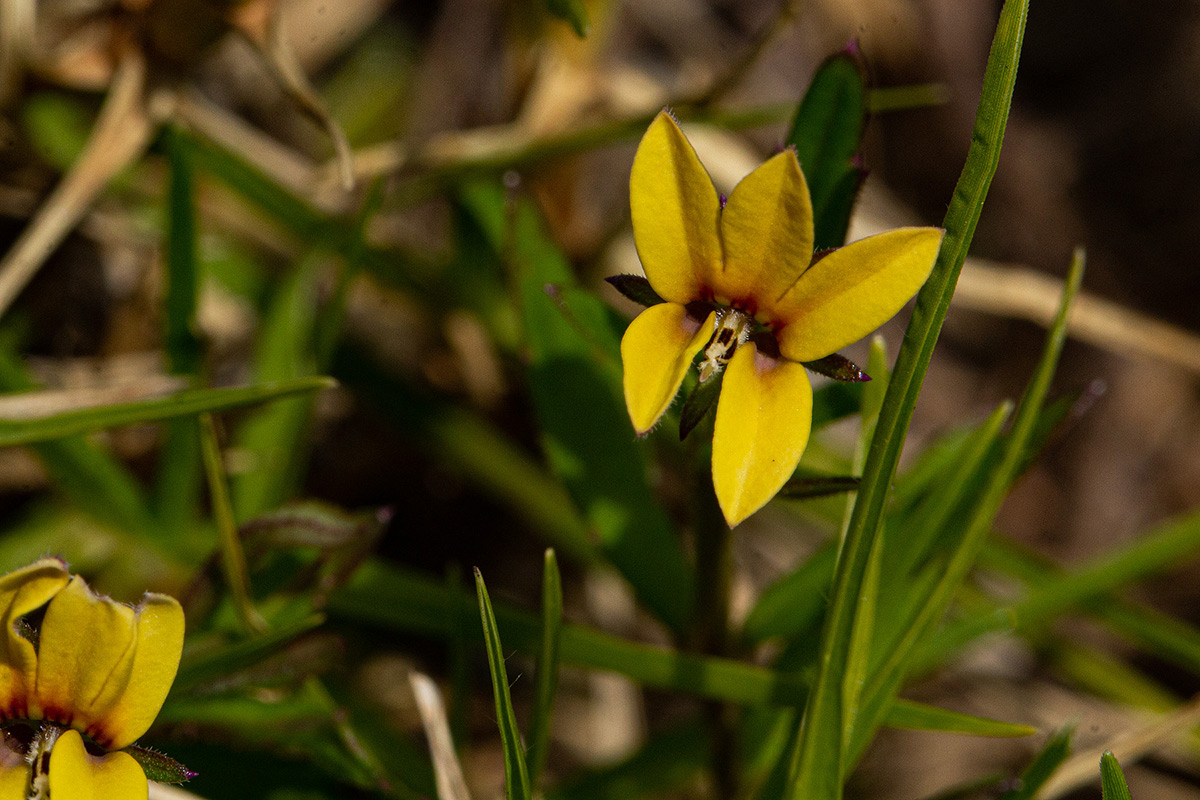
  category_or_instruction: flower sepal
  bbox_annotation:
[605,274,665,308]
[679,371,724,441]
[802,353,871,383]
[123,744,196,785]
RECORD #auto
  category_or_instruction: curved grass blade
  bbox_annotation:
[0,377,335,446]
[787,4,1030,798]
[199,413,268,635]
[884,702,1035,738]
[476,569,533,800]
[528,549,563,789]
[1100,752,1133,800]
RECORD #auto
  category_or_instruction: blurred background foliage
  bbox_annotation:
[1,1,1200,799]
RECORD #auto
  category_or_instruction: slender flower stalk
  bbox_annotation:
[619,111,944,526]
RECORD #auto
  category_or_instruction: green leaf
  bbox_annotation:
[476,569,533,800]
[787,4,1029,798]
[998,728,1072,800]
[154,124,204,535]
[1100,751,1133,800]
[884,701,1035,738]
[199,414,268,636]
[0,345,156,538]
[461,182,695,633]
[332,559,1011,742]
[528,549,563,789]
[231,254,322,520]
[545,0,590,37]
[788,48,868,250]
[777,475,860,500]
[811,382,864,430]
[0,377,335,446]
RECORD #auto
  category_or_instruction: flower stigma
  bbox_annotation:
[698,307,754,383]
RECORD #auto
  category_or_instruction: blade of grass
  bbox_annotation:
[476,569,533,800]
[1100,752,1133,800]
[332,559,1031,740]
[230,253,321,520]
[0,377,335,446]
[787,3,1029,797]
[170,613,324,694]
[199,413,267,634]
[528,549,563,789]
[921,507,1200,670]
[154,124,205,534]
[0,344,156,538]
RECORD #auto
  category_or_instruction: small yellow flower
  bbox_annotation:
[621,111,944,527]
[0,559,185,800]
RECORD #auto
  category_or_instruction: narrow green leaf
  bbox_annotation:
[462,182,695,632]
[230,253,322,520]
[998,728,1072,800]
[1100,751,1133,800]
[545,0,590,37]
[777,475,860,500]
[788,3,1029,797]
[332,559,1010,740]
[0,377,335,446]
[199,413,267,635]
[154,124,204,534]
[476,569,533,800]
[528,549,563,788]
[884,702,1035,738]
[788,48,868,250]
[0,345,156,538]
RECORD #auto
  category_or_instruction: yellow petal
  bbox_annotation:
[630,111,722,303]
[712,344,813,527]
[33,578,136,746]
[0,752,29,800]
[775,227,944,362]
[621,304,717,434]
[0,559,70,719]
[95,594,184,749]
[715,149,814,310]
[48,729,148,800]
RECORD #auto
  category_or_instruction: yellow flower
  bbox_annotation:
[0,559,185,800]
[621,111,945,527]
